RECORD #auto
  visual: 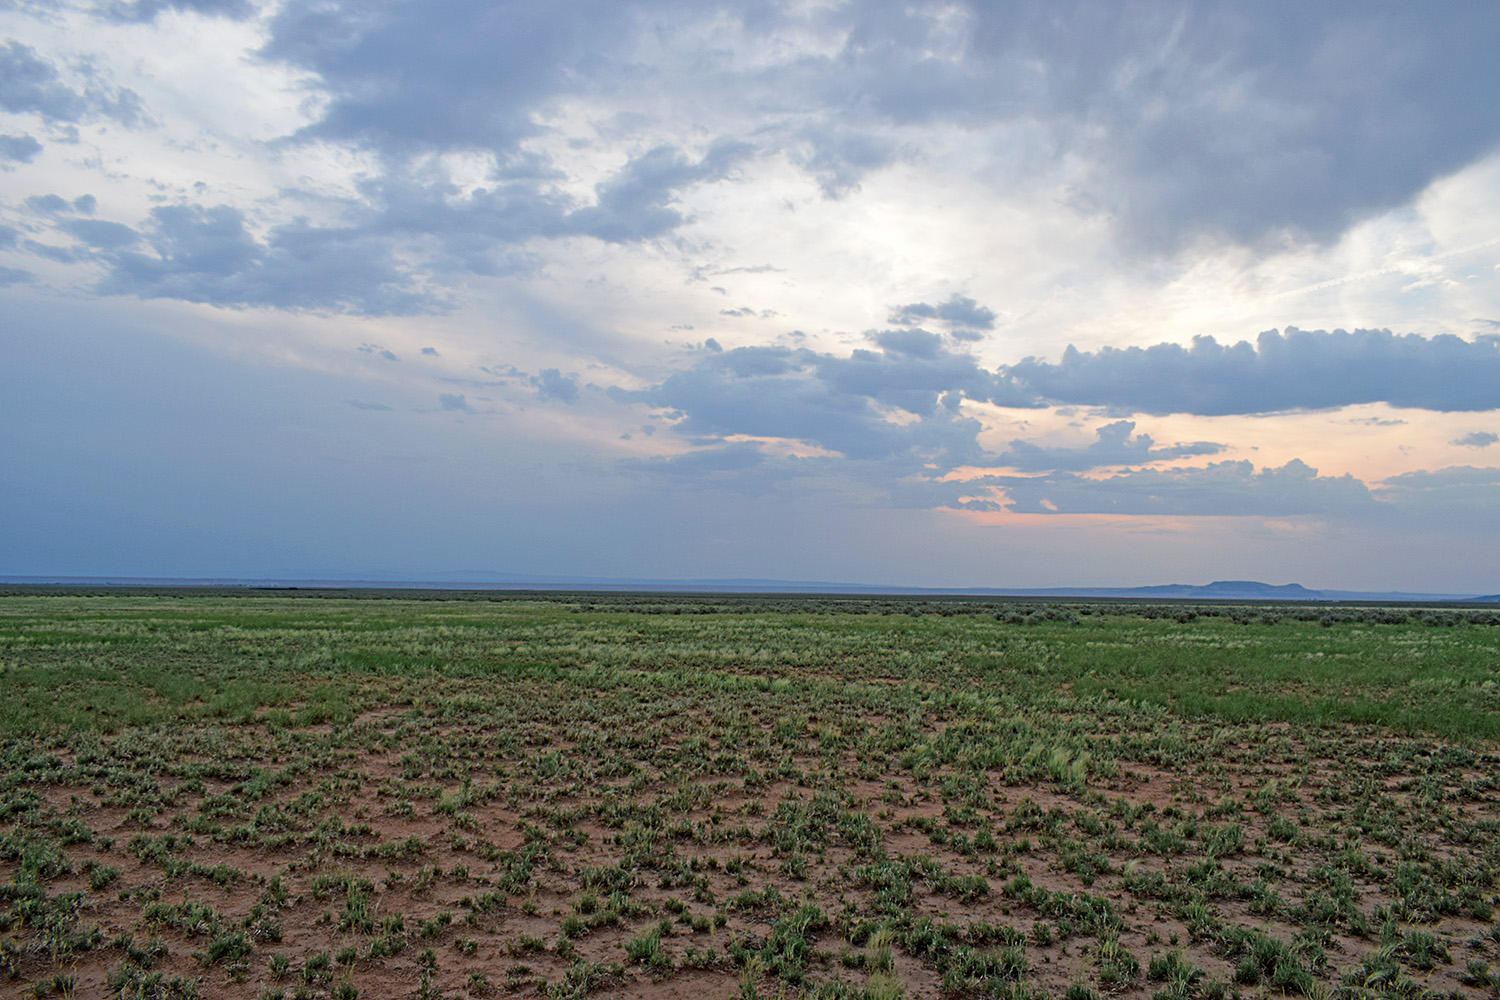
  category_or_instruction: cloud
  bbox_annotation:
[532,369,579,404]
[0,133,41,163]
[438,392,472,412]
[96,204,437,314]
[616,340,1016,469]
[1452,431,1498,449]
[992,459,1377,517]
[0,265,31,286]
[564,141,752,244]
[61,218,139,249]
[26,193,70,214]
[420,346,439,356]
[623,441,766,477]
[1003,328,1500,415]
[102,0,256,22]
[958,2,1500,249]
[998,420,1224,472]
[869,328,944,360]
[0,39,141,125]
[888,294,997,331]
[243,1,1500,258]
[1375,466,1500,526]
[0,40,87,121]
[263,0,637,156]
[345,399,392,411]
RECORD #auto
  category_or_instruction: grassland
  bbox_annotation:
[0,591,1496,999]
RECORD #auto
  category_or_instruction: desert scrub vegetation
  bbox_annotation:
[0,589,1496,997]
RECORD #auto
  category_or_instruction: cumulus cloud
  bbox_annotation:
[1452,431,1498,449]
[95,204,435,314]
[565,141,752,244]
[870,328,945,360]
[61,218,138,249]
[532,369,579,404]
[102,0,255,22]
[78,141,750,310]
[0,133,41,163]
[1375,466,1500,526]
[888,295,997,331]
[1002,328,1500,415]
[992,459,1377,517]
[25,193,70,214]
[0,41,88,121]
[615,340,1020,469]
[438,392,471,412]
[263,0,637,156]
[998,420,1224,472]
[0,40,142,125]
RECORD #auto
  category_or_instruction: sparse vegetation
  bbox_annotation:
[0,588,1496,997]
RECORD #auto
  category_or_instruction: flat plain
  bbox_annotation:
[1,590,1497,1000]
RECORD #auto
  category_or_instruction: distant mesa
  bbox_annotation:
[1196,580,1321,598]
[1105,580,1324,600]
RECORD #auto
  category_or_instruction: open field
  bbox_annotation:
[1,592,1497,999]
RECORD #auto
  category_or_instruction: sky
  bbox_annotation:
[2,0,1499,592]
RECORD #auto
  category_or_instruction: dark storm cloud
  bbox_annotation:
[0,133,41,162]
[209,1,1499,262]
[953,2,1500,248]
[998,420,1224,472]
[994,459,1377,517]
[1002,328,1500,415]
[49,2,1483,311]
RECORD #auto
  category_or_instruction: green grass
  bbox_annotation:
[0,590,1495,999]
[1,593,1496,738]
